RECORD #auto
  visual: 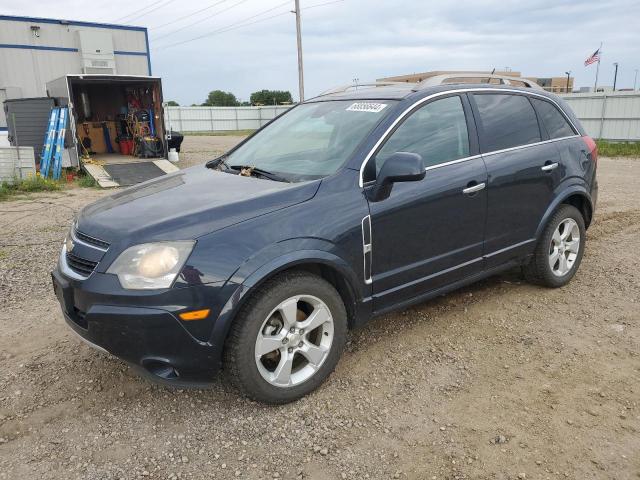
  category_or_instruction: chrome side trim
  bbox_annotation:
[358,87,580,187]
[480,135,580,158]
[483,238,536,258]
[58,243,91,281]
[373,256,484,298]
[424,154,482,172]
[361,215,373,285]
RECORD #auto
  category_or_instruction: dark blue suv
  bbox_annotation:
[52,80,598,403]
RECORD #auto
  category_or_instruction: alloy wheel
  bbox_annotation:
[254,295,334,388]
[548,218,581,277]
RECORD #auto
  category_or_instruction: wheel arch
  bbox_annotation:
[561,193,593,229]
[210,251,365,351]
[536,187,594,241]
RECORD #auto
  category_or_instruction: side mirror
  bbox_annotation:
[367,152,425,201]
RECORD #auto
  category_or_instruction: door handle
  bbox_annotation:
[541,162,559,172]
[462,182,486,195]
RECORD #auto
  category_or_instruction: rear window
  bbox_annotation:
[531,98,575,139]
[474,94,541,151]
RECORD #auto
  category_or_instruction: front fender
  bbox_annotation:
[208,242,366,349]
[535,184,594,240]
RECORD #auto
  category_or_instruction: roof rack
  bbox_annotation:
[413,73,543,90]
[315,81,412,98]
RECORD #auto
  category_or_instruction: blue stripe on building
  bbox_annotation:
[0,44,149,58]
[0,43,78,52]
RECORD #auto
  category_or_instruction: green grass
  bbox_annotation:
[76,174,97,188]
[183,129,255,137]
[596,140,640,157]
[0,175,62,201]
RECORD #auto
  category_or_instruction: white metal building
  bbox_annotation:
[0,15,151,132]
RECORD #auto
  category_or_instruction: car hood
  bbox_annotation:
[77,165,321,243]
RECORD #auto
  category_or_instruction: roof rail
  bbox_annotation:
[316,81,412,98]
[413,73,543,91]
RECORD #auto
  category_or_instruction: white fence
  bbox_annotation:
[164,93,640,141]
[164,105,291,132]
[561,92,640,141]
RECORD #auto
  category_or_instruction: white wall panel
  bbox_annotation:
[164,106,290,132]
[562,92,640,140]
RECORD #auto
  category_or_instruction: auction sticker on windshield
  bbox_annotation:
[346,102,388,113]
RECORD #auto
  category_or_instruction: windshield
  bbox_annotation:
[225,100,397,181]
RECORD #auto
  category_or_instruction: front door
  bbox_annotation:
[363,94,488,312]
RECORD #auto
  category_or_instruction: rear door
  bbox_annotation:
[364,94,487,311]
[470,92,565,268]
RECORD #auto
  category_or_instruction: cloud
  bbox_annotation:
[6,0,640,103]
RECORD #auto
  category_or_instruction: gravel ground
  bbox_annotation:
[0,142,638,479]
[177,135,246,169]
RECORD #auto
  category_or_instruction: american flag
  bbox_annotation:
[584,48,601,66]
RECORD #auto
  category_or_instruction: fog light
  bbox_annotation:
[179,309,210,321]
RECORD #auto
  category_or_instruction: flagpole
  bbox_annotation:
[594,41,602,92]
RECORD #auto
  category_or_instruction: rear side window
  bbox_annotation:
[531,98,575,139]
[375,95,470,172]
[474,94,541,151]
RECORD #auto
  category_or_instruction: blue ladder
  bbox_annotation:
[40,107,60,178]
[51,107,68,180]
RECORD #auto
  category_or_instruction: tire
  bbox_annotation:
[524,204,586,288]
[224,271,347,404]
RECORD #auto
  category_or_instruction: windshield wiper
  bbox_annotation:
[206,154,230,170]
[229,165,289,183]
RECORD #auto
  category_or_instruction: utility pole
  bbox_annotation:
[634,69,638,90]
[293,0,304,102]
[565,71,571,93]
[612,62,619,91]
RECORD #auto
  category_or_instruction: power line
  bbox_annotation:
[154,0,291,46]
[151,0,228,30]
[155,10,288,49]
[151,0,252,42]
[303,0,345,11]
[112,0,164,22]
[112,0,176,23]
[155,0,345,50]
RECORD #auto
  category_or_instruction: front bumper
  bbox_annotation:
[52,267,238,385]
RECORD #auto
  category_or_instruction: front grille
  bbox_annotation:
[66,252,99,277]
[74,228,110,250]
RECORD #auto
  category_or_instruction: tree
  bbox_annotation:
[166,100,179,106]
[203,90,239,107]
[250,90,293,106]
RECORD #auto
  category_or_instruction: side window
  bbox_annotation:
[473,94,541,151]
[531,98,576,139]
[375,96,470,172]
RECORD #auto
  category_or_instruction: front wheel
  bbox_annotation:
[224,271,347,404]
[524,204,586,287]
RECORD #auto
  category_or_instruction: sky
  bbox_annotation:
[5,0,640,104]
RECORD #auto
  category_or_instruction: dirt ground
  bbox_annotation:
[177,135,246,169]
[0,137,638,480]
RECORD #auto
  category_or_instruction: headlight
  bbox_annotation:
[107,241,195,290]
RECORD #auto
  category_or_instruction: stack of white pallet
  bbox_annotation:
[0,146,36,184]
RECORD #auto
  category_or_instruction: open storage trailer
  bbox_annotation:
[46,74,178,187]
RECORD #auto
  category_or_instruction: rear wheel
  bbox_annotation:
[524,204,586,287]
[224,271,347,404]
